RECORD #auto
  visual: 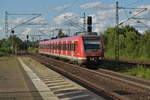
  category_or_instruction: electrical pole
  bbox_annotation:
[11,29,15,54]
[5,11,8,38]
[68,26,71,36]
[83,12,86,32]
[115,1,119,61]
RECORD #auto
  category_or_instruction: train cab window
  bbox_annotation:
[84,37,100,50]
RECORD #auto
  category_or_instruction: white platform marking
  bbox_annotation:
[18,58,59,100]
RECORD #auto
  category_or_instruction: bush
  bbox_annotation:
[0,51,9,57]
[0,48,12,53]
[28,47,38,53]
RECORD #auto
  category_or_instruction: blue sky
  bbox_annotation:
[0,0,150,40]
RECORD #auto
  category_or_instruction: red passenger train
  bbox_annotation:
[38,34,104,64]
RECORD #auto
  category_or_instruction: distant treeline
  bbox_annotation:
[0,35,38,56]
[0,25,150,61]
[102,25,150,61]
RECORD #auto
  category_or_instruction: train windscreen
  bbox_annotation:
[83,37,100,50]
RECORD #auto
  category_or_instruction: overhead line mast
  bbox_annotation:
[115,1,119,61]
[5,11,46,38]
[114,1,147,62]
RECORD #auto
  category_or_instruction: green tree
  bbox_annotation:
[141,30,150,58]
[57,29,69,38]
[103,25,141,59]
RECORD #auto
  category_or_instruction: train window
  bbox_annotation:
[84,39,100,50]
[71,44,73,51]
[60,44,61,50]
[65,44,67,50]
[68,44,70,51]
[67,44,69,51]
[63,44,65,50]
[67,44,68,51]
[70,43,72,51]
[59,44,60,50]
[60,43,61,50]
[55,43,57,50]
[64,44,66,50]
[54,43,56,50]
[70,44,72,51]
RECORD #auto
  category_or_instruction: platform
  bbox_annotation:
[0,57,42,100]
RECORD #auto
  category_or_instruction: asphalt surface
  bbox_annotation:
[0,56,42,100]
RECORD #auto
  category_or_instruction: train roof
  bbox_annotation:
[39,35,101,44]
[39,35,82,44]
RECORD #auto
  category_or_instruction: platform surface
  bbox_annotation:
[0,57,42,100]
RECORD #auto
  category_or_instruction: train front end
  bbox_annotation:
[83,35,104,64]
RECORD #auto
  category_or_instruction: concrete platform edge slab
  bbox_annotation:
[18,58,59,100]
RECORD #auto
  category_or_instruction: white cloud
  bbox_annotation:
[15,18,25,24]
[92,9,116,32]
[31,17,45,23]
[53,9,116,32]
[0,27,2,31]
[53,4,150,33]
[80,2,102,9]
[53,12,79,25]
[124,5,150,32]
[80,2,114,10]
[21,28,32,35]
[53,5,70,11]
[14,17,46,25]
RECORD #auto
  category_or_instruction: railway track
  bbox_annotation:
[97,68,150,89]
[29,53,150,100]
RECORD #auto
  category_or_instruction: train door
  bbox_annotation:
[56,42,59,54]
[58,42,61,55]
[52,42,54,54]
[68,41,71,56]
[65,41,68,56]
[71,41,74,57]
[74,40,79,57]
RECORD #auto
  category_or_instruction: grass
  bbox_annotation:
[105,51,150,62]
[122,65,150,79]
